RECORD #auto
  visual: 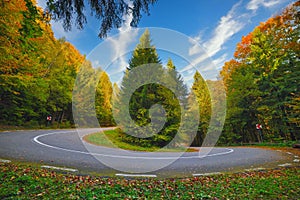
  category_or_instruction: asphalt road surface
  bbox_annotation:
[0,128,295,178]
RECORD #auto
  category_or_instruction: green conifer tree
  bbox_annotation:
[190,71,211,146]
[115,30,188,147]
[95,71,114,126]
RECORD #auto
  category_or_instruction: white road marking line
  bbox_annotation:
[200,148,234,158]
[193,172,221,176]
[0,159,11,163]
[293,159,299,163]
[245,167,265,172]
[41,165,78,172]
[116,173,157,178]
[278,163,292,167]
[32,131,234,160]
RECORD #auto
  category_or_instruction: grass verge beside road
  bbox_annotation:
[83,129,195,152]
[219,141,299,148]
[0,162,299,199]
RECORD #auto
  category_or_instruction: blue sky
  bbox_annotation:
[37,0,295,85]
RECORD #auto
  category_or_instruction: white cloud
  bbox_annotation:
[188,32,204,56]
[180,53,209,73]
[92,60,100,68]
[50,22,79,39]
[179,0,292,81]
[36,0,47,8]
[212,53,228,69]
[202,2,244,58]
[186,69,196,75]
[107,10,139,73]
[247,0,281,11]
[36,0,84,41]
[182,1,245,77]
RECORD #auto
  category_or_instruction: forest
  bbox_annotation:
[0,0,299,145]
[0,0,114,128]
[219,1,299,144]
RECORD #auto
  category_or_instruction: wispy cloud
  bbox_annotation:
[182,1,246,77]
[188,31,204,56]
[202,2,245,57]
[247,0,281,11]
[36,0,84,41]
[182,0,291,81]
[38,0,139,82]
[92,60,100,68]
[107,9,139,75]
[212,53,228,70]
[50,22,84,40]
[36,0,46,8]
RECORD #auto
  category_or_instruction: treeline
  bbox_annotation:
[1,0,298,146]
[0,0,114,128]
[219,1,299,144]
[111,29,214,148]
[0,0,214,147]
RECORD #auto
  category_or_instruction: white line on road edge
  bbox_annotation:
[116,173,157,178]
[245,167,265,172]
[193,172,221,176]
[278,163,292,167]
[41,165,78,172]
[0,159,11,163]
[33,131,234,160]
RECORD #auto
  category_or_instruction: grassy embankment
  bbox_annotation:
[84,129,300,152]
[0,161,299,199]
[83,129,196,152]
[221,141,299,148]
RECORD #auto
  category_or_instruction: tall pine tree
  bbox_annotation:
[190,71,211,146]
[95,71,114,126]
[115,30,188,147]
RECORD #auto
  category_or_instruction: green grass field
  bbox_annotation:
[84,129,195,152]
[0,162,299,199]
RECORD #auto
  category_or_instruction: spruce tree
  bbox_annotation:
[95,71,114,126]
[127,29,161,70]
[166,58,188,104]
[162,58,189,146]
[191,71,211,146]
[115,30,188,148]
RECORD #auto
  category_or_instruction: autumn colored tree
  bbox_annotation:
[0,0,85,127]
[0,0,47,125]
[220,1,300,143]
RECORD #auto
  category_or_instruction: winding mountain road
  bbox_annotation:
[0,128,295,178]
